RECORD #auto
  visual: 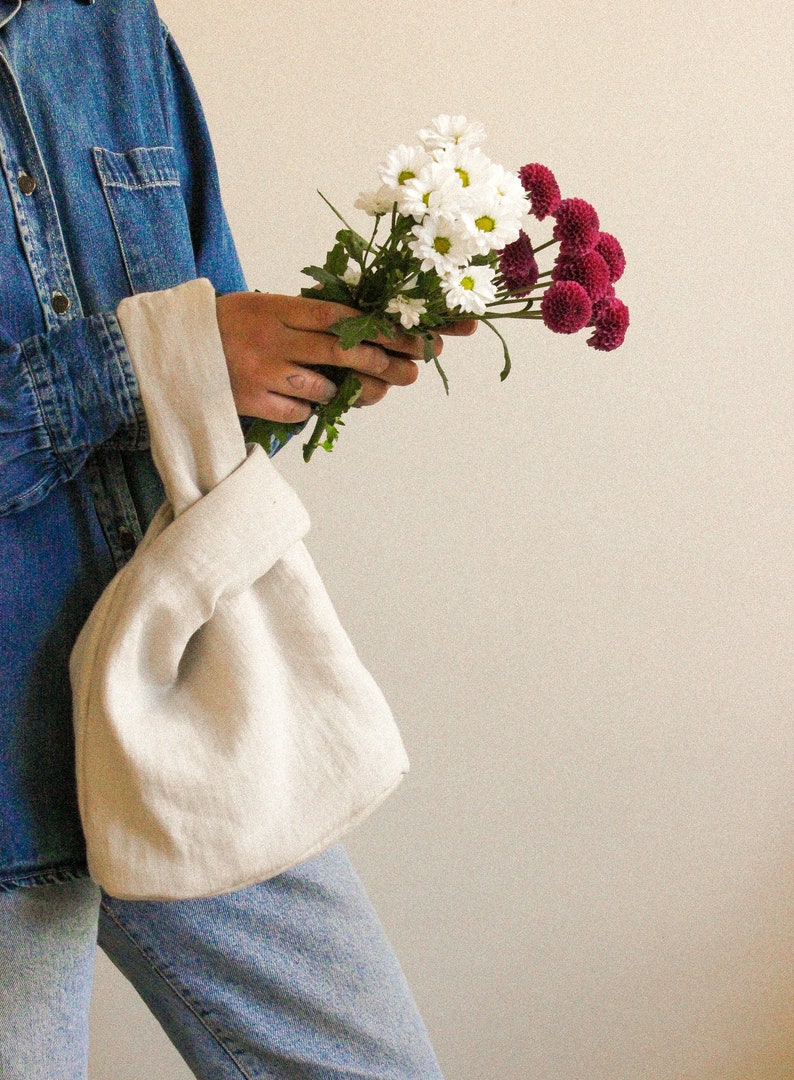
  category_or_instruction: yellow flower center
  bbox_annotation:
[475,215,496,233]
[455,167,470,187]
[422,192,431,206]
[397,169,415,185]
[460,275,475,290]
[433,236,452,255]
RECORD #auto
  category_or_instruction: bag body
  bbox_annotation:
[70,279,408,899]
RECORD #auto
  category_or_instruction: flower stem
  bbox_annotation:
[317,190,354,232]
[478,311,544,320]
[361,216,383,272]
[532,238,559,254]
[480,318,513,380]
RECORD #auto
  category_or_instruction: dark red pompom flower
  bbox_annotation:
[552,198,600,253]
[587,297,629,351]
[518,163,561,220]
[594,232,626,283]
[498,230,539,294]
[552,250,611,303]
[540,280,592,334]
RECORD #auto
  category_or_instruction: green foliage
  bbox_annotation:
[300,266,355,305]
[325,241,349,276]
[302,370,363,461]
[245,417,302,454]
[292,192,516,460]
[335,228,368,264]
[330,311,395,350]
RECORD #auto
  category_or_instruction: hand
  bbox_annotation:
[215,292,476,424]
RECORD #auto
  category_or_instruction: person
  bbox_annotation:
[0,2,474,1077]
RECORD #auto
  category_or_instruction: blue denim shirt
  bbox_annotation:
[0,0,250,888]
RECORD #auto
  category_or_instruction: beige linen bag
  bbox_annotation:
[70,278,408,900]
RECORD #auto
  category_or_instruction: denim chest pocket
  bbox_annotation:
[92,145,197,295]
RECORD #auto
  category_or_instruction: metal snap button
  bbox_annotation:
[17,173,37,196]
[51,291,71,314]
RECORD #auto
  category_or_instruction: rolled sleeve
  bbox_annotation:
[0,313,145,516]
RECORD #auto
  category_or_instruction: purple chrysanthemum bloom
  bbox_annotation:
[540,280,592,334]
[589,287,616,324]
[552,250,611,302]
[552,198,600,253]
[594,232,626,283]
[518,163,561,220]
[498,230,539,294]
[587,297,629,351]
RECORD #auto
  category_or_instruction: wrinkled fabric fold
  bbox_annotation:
[70,278,408,900]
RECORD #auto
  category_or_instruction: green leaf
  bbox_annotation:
[330,311,394,351]
[245,417,302,453]
[424,333,450,395]
[480,318,512,381]
[302,370,363,461]
[325,242,349,277]
[336,228,368,263]
[299,265,354,305]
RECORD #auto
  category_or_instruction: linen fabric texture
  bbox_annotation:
[70,278,408,901]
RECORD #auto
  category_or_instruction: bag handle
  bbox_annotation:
[116,279,247,518]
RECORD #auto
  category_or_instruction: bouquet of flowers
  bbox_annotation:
[249,115,629,461]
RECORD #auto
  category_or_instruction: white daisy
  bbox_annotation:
[465,191,523,254]
[431,144,493,192]
[418,115,487,151]
[398,161,464,221]
[441,265,497,316]
[354,185,397,216]
[409,213,477,275]
[378,143,432,190]
[485,163,529,220]
[386,294,427,329]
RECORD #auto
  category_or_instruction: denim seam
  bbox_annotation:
[0,466,57,516]
[0,864,89,892]
[96,311,147,437]
[18,336,67,472]
[94,157,136,295]
[0,51,83,328]
[99,900,259,1079]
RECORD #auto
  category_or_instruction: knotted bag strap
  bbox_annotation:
[116,278,246,519]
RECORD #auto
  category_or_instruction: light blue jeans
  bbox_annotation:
[0,845,444,1079]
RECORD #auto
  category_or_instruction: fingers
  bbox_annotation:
[251,393,314,425]
[355,360,418,407]
[216,292,430,422]
[439,318,478,337]
[280,295,438,361]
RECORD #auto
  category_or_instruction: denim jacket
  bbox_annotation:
[0,0,248,888]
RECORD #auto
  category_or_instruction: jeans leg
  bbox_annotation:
[98,844,444,1080]
[0,877,101,1080]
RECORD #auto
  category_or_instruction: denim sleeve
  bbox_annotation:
[0,314,145,517]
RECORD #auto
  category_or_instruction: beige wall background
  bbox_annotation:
[89,2,794,1078]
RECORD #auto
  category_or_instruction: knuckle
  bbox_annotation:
[312,304,334,332]
[283,399,311,423]
[285,371,308,392]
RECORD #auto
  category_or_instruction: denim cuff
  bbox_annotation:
[0,312,145,515]
[21,311,147,467]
